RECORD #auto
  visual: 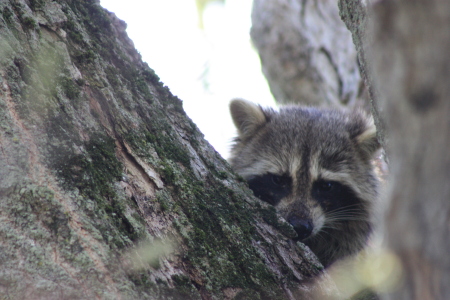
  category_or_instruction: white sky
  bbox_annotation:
[100,0,275,158]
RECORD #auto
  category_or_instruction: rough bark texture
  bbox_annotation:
[337,0,386,150]
[0,0,339,299]
[251,0,365,108]
[340,0,450,299]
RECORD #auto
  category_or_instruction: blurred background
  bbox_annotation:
[100,0,275,158]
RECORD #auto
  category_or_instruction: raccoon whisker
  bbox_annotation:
[325,214,369,223]
[317,206,364,218]
[325,212,367,220]
[327,214,366,220]
[326,210,366,217]
[333,206,365,213]
[319,223,341,231]
[327,204,365,214]
[315,209,367,226]
[326,218,368,224]
[310,231,332,244]
[325,208,367,220]
[336,203,363,209]
[325,218,367,224]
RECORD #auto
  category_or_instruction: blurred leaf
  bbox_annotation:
[325,247,403,298]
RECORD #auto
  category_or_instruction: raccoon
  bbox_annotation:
[229,99,380,268]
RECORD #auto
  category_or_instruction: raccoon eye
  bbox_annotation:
[246,173,291,206]
[271,174,289,187]
[312,180,361,213]
[318,181,335,192]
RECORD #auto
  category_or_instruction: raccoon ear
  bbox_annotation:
[354,115,381,159]
[229,98,270,138]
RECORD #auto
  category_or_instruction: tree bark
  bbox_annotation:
[339,0,450,299]
[0,0,338,299]
[251,0,366,108]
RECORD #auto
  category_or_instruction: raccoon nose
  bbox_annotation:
[288,216,313,240]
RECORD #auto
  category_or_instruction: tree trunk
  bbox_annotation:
[339,0,450,299]
[0,0,338,299]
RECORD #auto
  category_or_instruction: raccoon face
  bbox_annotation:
[229,99,380,267]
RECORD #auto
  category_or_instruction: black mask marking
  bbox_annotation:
[247,173,291,206]
[311,180,360,212]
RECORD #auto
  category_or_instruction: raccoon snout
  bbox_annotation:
[288,216,313,240]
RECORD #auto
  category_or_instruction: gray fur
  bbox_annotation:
[229,99,380,268]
